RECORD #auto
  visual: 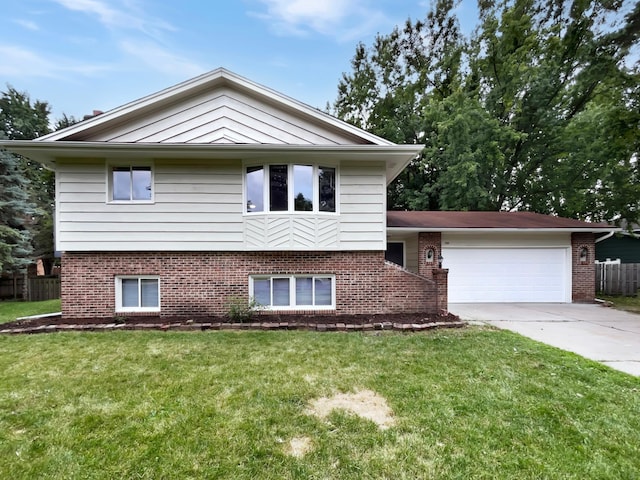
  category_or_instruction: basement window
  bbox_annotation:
[250,275,335,310]
[115,276,160,312]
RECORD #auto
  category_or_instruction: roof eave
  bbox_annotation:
[1,140,423,184]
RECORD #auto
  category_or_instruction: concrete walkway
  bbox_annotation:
[449,303,640,376]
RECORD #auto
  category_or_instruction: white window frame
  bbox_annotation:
[115,275,161,313]
[243,162,339,215]
[249,275,336,310]
[106,162,155,204]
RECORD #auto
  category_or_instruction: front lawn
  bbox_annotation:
[0,299,61,324]
[1,328,638,479]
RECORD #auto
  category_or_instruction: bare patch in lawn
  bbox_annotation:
[306,389,395,430]
[286,436,313,458]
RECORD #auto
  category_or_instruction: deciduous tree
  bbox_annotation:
[334,0,640,225]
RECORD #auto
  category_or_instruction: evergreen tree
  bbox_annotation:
[0,143,33,273]
[0,86,52,274]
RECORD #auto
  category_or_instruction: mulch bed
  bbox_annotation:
[0,312,465,334]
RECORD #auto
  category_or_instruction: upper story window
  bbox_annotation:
[245,164,336,213]
[110,166,152,202]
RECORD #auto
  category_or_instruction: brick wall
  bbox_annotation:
[418,232,442,279]
[61,251,440,319]
[571,232,596,302]
[382,261,438,314]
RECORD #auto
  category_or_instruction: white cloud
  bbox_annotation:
[50,0,205,78]
[52,0,176,38]
[118,40,206,78]
[0,44,112,79]
[249,0,389,41]
[13,19,39,31]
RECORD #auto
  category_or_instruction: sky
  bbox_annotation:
[1,0,480,123]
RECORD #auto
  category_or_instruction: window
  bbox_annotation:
[245,164,336,213]
[116,276,160,312]
[385,242,405,267]
[251,275,335,309]
[111,166,152,202]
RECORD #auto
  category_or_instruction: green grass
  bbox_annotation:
[1,328,639,479]
[0,299,61,324]
[597,293,640,314]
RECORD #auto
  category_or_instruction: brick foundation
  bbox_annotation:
[571,232,596,302]
[61,251,441,319]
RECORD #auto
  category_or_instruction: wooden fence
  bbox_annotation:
[0,275,60,301]
[596,263,640,296]
[29,277,61,301]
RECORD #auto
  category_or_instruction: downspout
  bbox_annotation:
[595,231,615,243]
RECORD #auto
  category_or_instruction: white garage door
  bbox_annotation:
[443,248,569,303]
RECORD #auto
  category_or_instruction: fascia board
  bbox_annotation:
[0,141,423,184]
[387,227,621,234]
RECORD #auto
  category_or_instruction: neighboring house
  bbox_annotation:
[596,226,640,264]
[1,69,614,318]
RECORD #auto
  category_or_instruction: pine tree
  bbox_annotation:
[0,144,33,273]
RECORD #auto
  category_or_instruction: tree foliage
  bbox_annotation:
[334,0,640,225]
[0,87,52,273]
[0,145,33,273]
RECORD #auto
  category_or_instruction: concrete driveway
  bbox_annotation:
[449,303,640,376]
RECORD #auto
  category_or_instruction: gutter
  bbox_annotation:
[595,231,616,243]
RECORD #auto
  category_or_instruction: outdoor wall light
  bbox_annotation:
[426,248,434,263]
[438,254,444,268]
[579,247,589,264]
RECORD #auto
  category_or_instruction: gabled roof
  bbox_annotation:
[38,68,393,146]
[1,68,423,182]
[387,211,616,232]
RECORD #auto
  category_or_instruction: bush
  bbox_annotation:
[227,296,261,323]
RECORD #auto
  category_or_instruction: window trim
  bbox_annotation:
[249,275,336,310]
[115,275,161,313]
[243,162,338,215]
[106,162,155,204]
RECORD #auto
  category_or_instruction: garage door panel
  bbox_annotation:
[443,248,568,303]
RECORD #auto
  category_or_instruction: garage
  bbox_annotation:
[386,210,615,305]
[442,247,570,303]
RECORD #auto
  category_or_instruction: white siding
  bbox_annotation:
[57,159,387,252]
[84,88,365,145]
[338,161,386,250]
[244,216,339,249]
[56,159,245,251]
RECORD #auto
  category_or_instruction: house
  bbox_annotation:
[1,69,614,318]
[596,225,640,264]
